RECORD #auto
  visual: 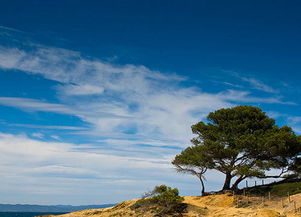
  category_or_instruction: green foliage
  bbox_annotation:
[131,185,187,216]
[246,181,301,197]
[173,146,212,168]
[146,185,184,206]
[172,146,209,194]
[173,105,301,191]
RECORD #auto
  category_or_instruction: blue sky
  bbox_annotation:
[0,0,301,205]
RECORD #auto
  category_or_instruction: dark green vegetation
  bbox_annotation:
[131,185,187,216]
[172,106,301,195]
[245,180,301,197]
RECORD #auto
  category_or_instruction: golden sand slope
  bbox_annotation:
[42,193,301,217]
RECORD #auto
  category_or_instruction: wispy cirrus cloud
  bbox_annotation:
[0,25,24,33]
[222,69,279,93]
[58,84,105,96]
[0,97,74,114]
[31,132,44,138]
[9,123,88,130]
[0,45,292,145]
[240,77,278,93]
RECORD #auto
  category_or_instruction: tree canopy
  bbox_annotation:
[172,105,301,193]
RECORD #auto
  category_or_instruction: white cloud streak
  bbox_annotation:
[241,77,278,93]
[58,84,105,96]
[9,123,87,130]
[0,97,74,114]
[223,70,279,93]
[32,132,44,138]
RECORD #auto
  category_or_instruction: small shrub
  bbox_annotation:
[131,185,187,216]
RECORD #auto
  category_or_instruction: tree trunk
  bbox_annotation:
[231,175,245,191]
[199,176,205,195]
[222,172,232,190]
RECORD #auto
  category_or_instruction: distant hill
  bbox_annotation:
[0,204,115,212]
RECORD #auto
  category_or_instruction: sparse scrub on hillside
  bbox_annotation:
[246,181,301,197]
[131,185,187,216]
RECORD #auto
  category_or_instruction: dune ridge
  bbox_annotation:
[40,192,301,217]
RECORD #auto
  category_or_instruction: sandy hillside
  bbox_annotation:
[41,193,301,217]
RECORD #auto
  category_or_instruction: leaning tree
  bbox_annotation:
[172,145,212,195]
[172,105,301,192]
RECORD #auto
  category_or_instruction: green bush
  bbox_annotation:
[246,181,301,197]
[131,185,187,216]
